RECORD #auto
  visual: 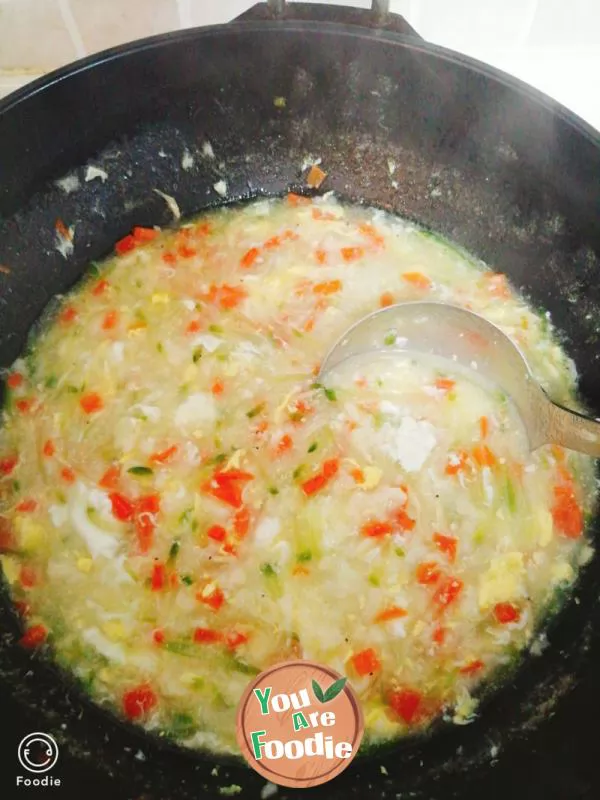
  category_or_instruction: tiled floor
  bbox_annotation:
[0,0,598,130]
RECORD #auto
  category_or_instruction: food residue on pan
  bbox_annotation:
[0,195,595,757]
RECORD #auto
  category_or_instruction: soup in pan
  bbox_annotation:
[0,196,595,753]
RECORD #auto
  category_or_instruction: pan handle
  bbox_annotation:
[267,0,391,19]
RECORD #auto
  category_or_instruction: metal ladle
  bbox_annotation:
[318,302,600,456]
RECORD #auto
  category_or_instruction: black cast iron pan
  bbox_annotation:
[1,3,599,799]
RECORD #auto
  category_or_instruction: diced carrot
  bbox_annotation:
[135,514,155,553]
[264,235,282,249]
[484,272,511,298]
[60,467,75,483]
[240,247,260,268]
[391,507,416,532]
[552,482,583,538]
[551,445,566,463]
[122,684,157,719]
[0,455,18,475]
[388,689,422,724]
[207,525,227,543]
[55,218,72,240]
[136,494,160,514]
[322,459,339,479]
[162,251,177,265]
[211,379,224,396]
[435,377,455,392]
[80,392,103,414]
[445,450,469,475]
[132,226,157,242]
[416,561,442,585]
[459,659,484,676]
[312,208,337,221]
[102,310,118,330]
[186,320,202,334]
[115,234,136,255]
[43,440,55,458]
[92,279,109,296]
[494,602,521,624]
[306,165,327,189]
[358,222,385,247]
[7,372,23,389]
[313,279,342,295]
[193,627,223,644]
[223,541,238,557]
[402,272,431,290]
[379,292,394,308]
[201,468,254,509]
[276,434,293,455]
[301,473,326,496]
[233,506,250,539]
[472,444,497,468]
[99,464,120,489]
[350,467,365,484]
[351,647,381,676]
[151,563,166,591]
[433,577,463,609]
[314,249,327,265]
[433,533,458,563]
[15,398,34,414]
[361,520,394,538]
[292,564,310,576]
[340,246,364,262]
[60,305,77,324]
[16,499,37,512]
[19,623,47,649]
[374,605,408,623]
[432,626,446,645]
[479,416,489,439]
[178,244,197,259]
[220,284,247,309]
[149,445,178,464]
[198,586,225,611]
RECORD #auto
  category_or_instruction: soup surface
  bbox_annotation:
[0,196,595,753]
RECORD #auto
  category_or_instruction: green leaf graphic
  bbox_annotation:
[323,677,347,702]
[312,679,325,703]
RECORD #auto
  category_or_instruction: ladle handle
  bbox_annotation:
[543,400,600,457]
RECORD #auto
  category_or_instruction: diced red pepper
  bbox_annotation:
[351,648,381,676]
[15,399,34,414]
[132,226,158,242]
[60,305,77,324]
[115,234,136,255]
[193,627,223,644]
[162,251,177,265]
[99,464,120,489]
[225,630,250,650]
[60,467,75,483]
[433,533,458,563]
[109,492,136,522]
[136,494,160,514]
[152,629,165,645]
[178,244,197,259]
[0,455,18,476]
[416,561,442,585]
[122,684,157,719]
[432,626,446,645]
[19,565,38,588]
[16,499,37,513]
[19,624,47,649]
[201,469,254,509]
[149,445,178,464]
[388,688,422,724]
[7,372,23,389]
[102,310,118,330]
[433,577,464,609]
[135,515,155,553]
[43,440,55,458]
[151,563,166,591]
[92,279,109,296]
[301,458,339,497]
[552,483,583,538]
[198,586,225,611]
[459,659,484,676]
[361,520,394,538]
[80,392,104,414]
[494,602,521,624]
[207,524,227,543]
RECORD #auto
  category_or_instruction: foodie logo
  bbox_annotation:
[236,659,364,788]
[17,733,59,774]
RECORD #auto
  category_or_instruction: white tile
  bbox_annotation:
[0,0,77,70]
[69,0,179,54]
[527,0,598,47]
[186,0,255,27]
